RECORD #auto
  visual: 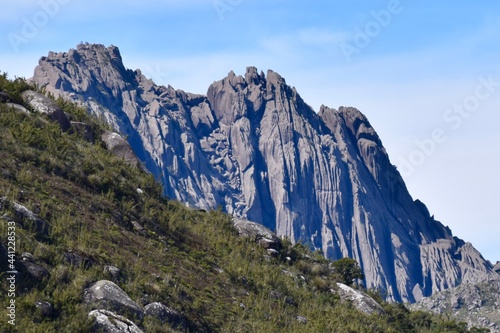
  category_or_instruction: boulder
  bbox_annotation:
[84,280,144,321]
[17,260,50,283]
[5,103,29,113]
[232,217,282,250]
[35,301,56,319]
[10,201,50,237]
[269,290,297,307]
[0,168,15,180]
[21,252,36,262]
[101,131,140,168]
[144,302,187,329]
[89,310,143,333]
[335,283,385,316]
[104,265,122,280]
[21,90,71,131]
[64,251,94,269]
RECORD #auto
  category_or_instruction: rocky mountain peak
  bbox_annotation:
[30,44,499,302]
[244,66,265,84]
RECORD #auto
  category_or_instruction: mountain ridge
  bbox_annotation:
[1,75,489,331]
[30,43,499,302]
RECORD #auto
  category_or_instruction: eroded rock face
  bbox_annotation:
[31,44,498,302]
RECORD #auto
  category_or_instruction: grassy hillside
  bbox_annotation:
[0,74,488,332]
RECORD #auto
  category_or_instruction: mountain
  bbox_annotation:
[0,80,484,332]
[30,43,498,302]
[410,279,500,333]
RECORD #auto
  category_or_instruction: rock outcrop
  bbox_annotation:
[4,103,29,114]
[101,131,141,169]
[84,280,144,321]
[144,302,187,329]
[494,261,500,274]
[89,310,143,333]
[232,217,282,250]
[31,43,499,302]
[21,90,71,131]
[0,197,50,238]
[35,301,56,319]
[335,283,385,315]
[410,279,500,333]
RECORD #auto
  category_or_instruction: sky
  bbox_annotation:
[1,0,499,262]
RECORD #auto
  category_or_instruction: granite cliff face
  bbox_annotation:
[31,43,498,302]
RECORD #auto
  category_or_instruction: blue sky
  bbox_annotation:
[1,0,499,262]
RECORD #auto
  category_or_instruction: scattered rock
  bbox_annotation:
[144,302,187,330]
[267,248,280,257]
[104,266,122,280]
[64,251,94,269]
[17,260,50,284]
[89,309,143,333]
[131,221,145,234]
[21,90,71,131]
[0,197,6,210]
[0,168,15,180]
[10,200,50,237]
[71,121,95,142]
[269,290,297,307]
[101,131,140,168]
[84,280,144,321]
[232,217,282,250]
[35,301,56,319]
[335,283,385,316]
[296,315,308,324]
[21,252,35,262]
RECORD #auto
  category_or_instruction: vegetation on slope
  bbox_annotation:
[0,74,489,332]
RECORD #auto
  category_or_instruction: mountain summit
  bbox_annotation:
[31,43,498,302]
